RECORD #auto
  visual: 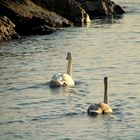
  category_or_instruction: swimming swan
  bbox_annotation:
[50,52,75,87]
[87,77,113,115]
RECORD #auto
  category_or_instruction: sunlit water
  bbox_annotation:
[0,0,140,139]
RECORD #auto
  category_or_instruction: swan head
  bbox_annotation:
[66,52,72,60]
[87,104,102,115]
[50,73,65,88]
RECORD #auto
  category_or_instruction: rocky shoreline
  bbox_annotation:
[0,0,125,43]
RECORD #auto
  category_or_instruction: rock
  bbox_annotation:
[75,0,125,18]
[0,0,125,43]
[113,4,125,15]
[33,0,90,25]
[0,0,73,36]
[0,16,20,42]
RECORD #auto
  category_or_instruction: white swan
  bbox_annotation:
[50,52,75,87]
[87,77,113,115]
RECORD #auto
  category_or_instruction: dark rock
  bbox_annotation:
[0,0,125,43]
[0,0,73,36]
[113,4,125,15]
[33,0,90,25]
[75,0,125,18]
[0,16,20,42]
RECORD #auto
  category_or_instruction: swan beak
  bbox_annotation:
[66,56,68,60]
[88,109,102,115]
[88,105,102,116]
[66,52,71,60]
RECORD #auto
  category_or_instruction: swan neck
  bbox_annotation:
[67,57,72,76]
[104,77,109,105]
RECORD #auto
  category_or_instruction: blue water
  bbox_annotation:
[0,0,140,139]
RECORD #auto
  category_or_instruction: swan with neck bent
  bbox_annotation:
[87,77,112,115]
[50,52,75,87]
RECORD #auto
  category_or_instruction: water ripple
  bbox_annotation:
[0,2,140,139]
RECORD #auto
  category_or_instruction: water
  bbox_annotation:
[0,0,140,139]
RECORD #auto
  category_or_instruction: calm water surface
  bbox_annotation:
[0,0,140,139]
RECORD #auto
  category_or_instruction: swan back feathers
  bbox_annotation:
[50,73,74,87]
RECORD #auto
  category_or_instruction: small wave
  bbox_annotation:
[30,111,84,123]
[0,82,49,94]
[31,114,57,122]
[1,132,24,139]
[17,101,39,106]
[75,81,85,85]
[128,96,137,99]
[10,106,22,109]
[0,120,24,125]
[64,112,78,117]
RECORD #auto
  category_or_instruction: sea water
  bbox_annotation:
[0,0,140,139]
